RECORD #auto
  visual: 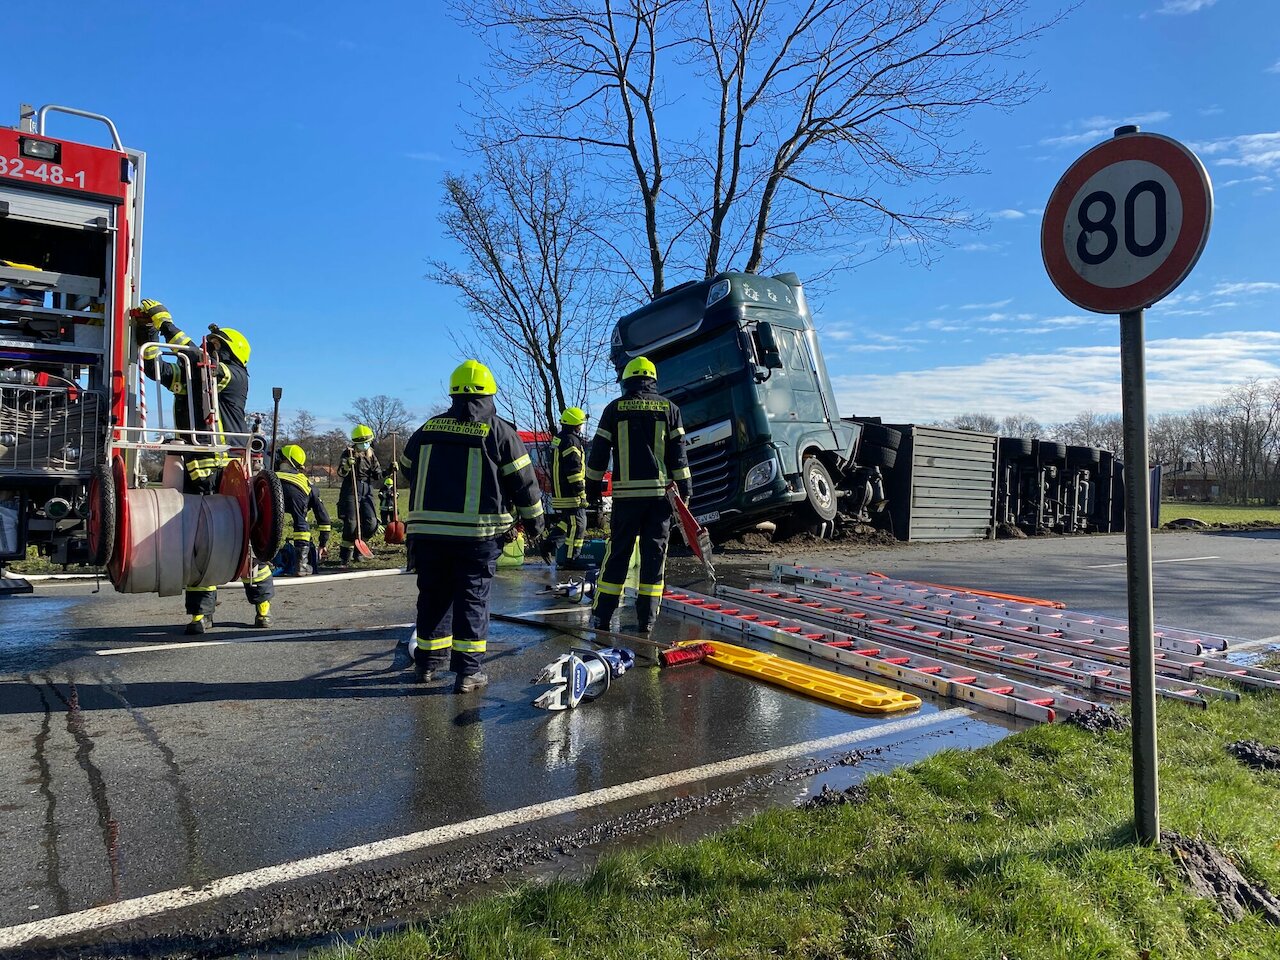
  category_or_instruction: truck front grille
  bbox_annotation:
[0,383,103,477]
[687,443,733,513]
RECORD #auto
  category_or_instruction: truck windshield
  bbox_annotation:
[654,329,747,395]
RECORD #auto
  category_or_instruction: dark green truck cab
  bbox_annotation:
[610,271,878,537]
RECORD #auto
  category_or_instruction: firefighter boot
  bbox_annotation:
[454,671,489,694]
[412,647,436,684]
[254,601,271,629]
[591,592,619,632]
[185,614,211,635]
[339,545,352,567]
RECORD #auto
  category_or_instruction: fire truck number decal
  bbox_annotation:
[0,155,88,188]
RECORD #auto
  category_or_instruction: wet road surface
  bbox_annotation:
[1,529,1275,957]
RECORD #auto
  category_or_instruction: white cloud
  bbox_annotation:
[961,298,1013,310]
[1220,175,1270,188]
[1267,61,1280,75]
[1193,132,1280,172]
[406,151,445,162]
[1212,281,1280,297]
[1040,111,1173,148]
[830,331,1280,423]
[990,209,1026,220]
[1199,105,1225,116]
[960,242,1005,253]
[1155,0,1217,13]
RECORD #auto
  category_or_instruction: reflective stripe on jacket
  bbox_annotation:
[586,380,691,499]
[399,395,544,539]
[550,427,587,509]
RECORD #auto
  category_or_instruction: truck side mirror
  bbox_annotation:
[755,322,783,370]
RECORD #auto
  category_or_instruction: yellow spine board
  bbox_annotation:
[686,640,921,715]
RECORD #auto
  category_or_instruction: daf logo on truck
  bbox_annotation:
[609,272,890,539]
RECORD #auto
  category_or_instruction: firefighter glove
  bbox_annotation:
[585,479,603,505]
[134,299,171,329]
[525,514,546,540]
[678,481,693,502]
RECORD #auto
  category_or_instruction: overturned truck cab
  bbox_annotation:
[610,272,887,540]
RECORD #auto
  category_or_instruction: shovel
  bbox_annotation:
[666,483,715,582]
[352,453,374,559]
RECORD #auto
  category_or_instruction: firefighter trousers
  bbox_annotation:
[410,537,501,678]
[547,505,587,559]
[185,561,275,617]
[592,497,671,629]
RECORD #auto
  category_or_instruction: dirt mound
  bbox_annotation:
[1226,740,1280,771]
[800,782,870,810]
[1065,706,1131,734]
[1162,831,1280,923]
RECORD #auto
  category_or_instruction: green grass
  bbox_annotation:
[1161,502,1280,526]
[318,695,1280,960]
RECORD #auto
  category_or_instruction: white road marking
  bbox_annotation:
[0,708,972,948]
[507,606,590,618]
[1085,556,1220,569]
[22,568,406,588]
[95,623,412,656]
[1217,634,1280,652]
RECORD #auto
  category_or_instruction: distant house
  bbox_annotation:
[1163,461,1218,501]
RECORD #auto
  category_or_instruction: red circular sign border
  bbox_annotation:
[1041,133,1211,314]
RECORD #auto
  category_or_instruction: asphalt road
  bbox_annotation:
[1,528,1275,957]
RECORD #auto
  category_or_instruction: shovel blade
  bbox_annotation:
[354,537,374,559]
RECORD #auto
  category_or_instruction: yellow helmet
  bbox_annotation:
[622,356,657,381]
[279,444,306,469]
[208,324,251,365]
[351,424,375,443]
[560,407,587,426]
[450,359,498,396]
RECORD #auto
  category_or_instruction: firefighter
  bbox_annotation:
[585,356,691,634]
[337,424,382,565]
[379,475,397,527]
[273,444,332,576]
[398,359,544,693]
[134,299,275,632]
[541,407,590,568]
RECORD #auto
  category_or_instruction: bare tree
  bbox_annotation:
[948,412,1000,433]
[1000,413,1042,438]
[346,395,415,467]
[455,0,1070,295]
[283,409,318,450]
[430,143,623,431]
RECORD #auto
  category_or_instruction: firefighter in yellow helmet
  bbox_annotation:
[397,359,544,693]
[337,423,382,565]
[273,444,332,576]
[586,356,691,635]
[540,406,591,568]
[133,299,275,632]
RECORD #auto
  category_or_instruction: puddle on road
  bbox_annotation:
[0,595,86,673]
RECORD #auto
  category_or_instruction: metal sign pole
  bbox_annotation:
[1119,305,1159,845]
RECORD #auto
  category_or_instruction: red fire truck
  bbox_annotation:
[1,103,280,591]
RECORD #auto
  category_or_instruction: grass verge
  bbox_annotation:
[1162,502,1280,526]
[321,696,1280,960]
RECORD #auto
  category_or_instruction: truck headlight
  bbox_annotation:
[744,458,777,492]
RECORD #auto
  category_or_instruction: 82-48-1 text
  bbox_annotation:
[0,155,87,188]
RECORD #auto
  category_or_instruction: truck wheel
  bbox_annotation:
[861,424,902,451]
[800,456,839,522]
[859,443,898,470]
[1068,445,1102,469]
[87,462,117,567]
[999,437,1034,460]
[1038,441,1067,462]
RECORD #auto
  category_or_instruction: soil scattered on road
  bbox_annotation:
[799,783,870,810]
[1162,831,1280,924]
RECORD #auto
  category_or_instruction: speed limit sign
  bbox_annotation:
[1042,130,1213,313]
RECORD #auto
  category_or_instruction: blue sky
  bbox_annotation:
[13,0,1279,429]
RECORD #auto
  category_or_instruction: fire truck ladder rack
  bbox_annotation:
[773,565,1235,655]
[731,584,1227,707]
[781,581,1280,695]
[663,588,1100,723]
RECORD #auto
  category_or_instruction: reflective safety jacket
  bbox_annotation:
[139,320,248,482]
[399,395,544,540]
[277,470,332,547]
[586,379,691,500]
[338,449,382,514]
[550,426,587,510]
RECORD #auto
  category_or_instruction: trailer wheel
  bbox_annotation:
[1068,445,1102,469]
[250,468,286,561]
[800,456,839,522]
[86,462,117,567]
[999,437,1035,460]
[1038,441,1067,462]
[859,442,898,470]
[861,424,902,451]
